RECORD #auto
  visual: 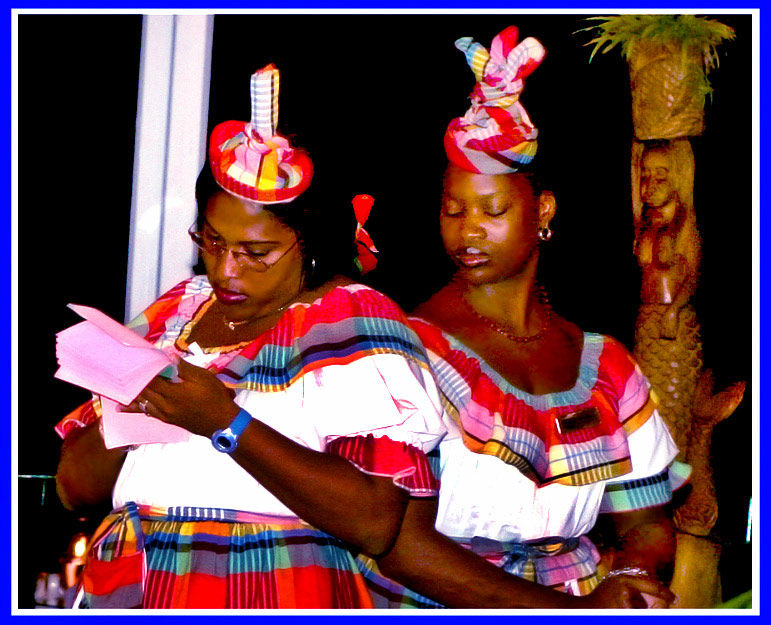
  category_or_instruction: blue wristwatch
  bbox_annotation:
[211,408,253,453]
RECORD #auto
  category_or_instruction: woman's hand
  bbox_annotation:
[119,359,239,438]
[580,574,675,609]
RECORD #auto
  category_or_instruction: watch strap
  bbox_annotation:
[211,408,253,453]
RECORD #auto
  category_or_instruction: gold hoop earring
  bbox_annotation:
[538,227,553,242]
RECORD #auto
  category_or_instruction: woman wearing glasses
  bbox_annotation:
[54,66,446,609]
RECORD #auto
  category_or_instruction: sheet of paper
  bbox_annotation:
[67,304,153,348]
[100,396,191,448]
[54,306,175,405]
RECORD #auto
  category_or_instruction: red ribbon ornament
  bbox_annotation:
[352,194,378,275]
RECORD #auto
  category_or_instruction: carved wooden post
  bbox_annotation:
[623,21,745,608]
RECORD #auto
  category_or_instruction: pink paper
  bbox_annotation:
[67,304,155,348]
[54,304,175,405]
[100,396,190,448]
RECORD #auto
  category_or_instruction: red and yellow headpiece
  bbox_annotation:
[209,64,313,204]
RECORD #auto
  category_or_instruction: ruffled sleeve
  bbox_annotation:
[254,284,449,496]
[54,396,102,440]
[327,434,440,496]
[124,275,212,343]
[302,351,447,496]
[599,340,691,512]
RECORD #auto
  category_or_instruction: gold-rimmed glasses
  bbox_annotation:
[188,223,299,272]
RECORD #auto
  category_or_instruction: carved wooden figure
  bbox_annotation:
[583,14,744,606]
[631,137,745,608]
[632,139,702,457]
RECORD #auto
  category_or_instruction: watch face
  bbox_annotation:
[212,429,237,453]
[211,410,251,453]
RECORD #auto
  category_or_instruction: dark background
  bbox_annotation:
[17,13,752,608]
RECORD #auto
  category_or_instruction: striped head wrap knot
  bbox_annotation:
[444,25,546,174]
[209,64,313,204]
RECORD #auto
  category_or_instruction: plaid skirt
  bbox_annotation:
[79,502,377,609]
[357,555,443,609]
[355,535,604,608]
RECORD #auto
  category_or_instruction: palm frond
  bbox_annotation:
[578,14,735,69]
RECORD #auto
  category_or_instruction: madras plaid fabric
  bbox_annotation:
[58,276,438,489]
[464,535,602,596]
[127,276,432,393]
[58,276,434,467]
[444,25,546,174]
[209,64,313,204]
[250,64,279,140]
[54,396,101,438]
[60,277,444,608]
[356,555,443,609]
[328,434,439,495]
[600,461,691,513]
[80,504,377,609]
[223,315,431,394]
[411,317,657,488]
[355,534,602,605]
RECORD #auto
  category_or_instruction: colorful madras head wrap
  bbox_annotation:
[444,25,546,174]
[209,64,313,204]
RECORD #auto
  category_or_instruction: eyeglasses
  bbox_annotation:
[188,224,299,272]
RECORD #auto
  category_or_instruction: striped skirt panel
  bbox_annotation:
[80,503,376,609]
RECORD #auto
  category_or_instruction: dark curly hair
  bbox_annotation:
[194,164,352,289]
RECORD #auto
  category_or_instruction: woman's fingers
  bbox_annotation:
[143,373,180,398]
[116,387,173,422]
[618,576,675,608]
[143,364,204,401]
[176,358,208,380]
[116,360,235,435]
[135,387,174,422]
[116,396,156,413]
[115,400,142,413]
[629,576,674,602]
[170,359,235,400]
[593,575,675,609]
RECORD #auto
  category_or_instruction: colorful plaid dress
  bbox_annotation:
[56,276,446,609]
[399,317,690,599]
[357,312,690,608]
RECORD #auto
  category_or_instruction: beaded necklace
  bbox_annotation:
[453,279,553,344]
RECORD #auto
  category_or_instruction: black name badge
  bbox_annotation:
[556,407,601,434]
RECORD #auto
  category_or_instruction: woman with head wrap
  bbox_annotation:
[365,26,689,608]
[54,65,447,609]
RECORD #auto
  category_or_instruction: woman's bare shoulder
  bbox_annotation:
[411,286,458,327]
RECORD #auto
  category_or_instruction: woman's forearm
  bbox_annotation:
[376,498,581,608]
[55,421,125,510]
[133,361,412,557]
[377,499,676,609]
[605,506,676,583]
[231,419,409,557]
